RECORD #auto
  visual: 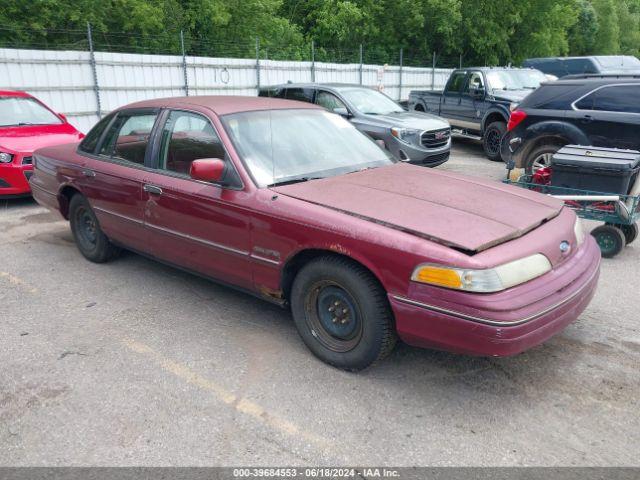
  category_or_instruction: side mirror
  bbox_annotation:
[58,113,68,122]
[190,158,225,183]
[470,86,485,99]
[333,107,351,118]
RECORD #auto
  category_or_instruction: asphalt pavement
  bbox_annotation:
[1,139,638,466]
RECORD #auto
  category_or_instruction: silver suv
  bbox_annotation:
[259,83,451,167]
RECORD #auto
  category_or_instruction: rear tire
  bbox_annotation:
[290,256,397,371]
[69,194,120,263]
[483,121,506,162]
[525,142,564,174]
[591,224,626,258]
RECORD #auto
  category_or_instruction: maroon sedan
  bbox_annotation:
[30,96,601,370]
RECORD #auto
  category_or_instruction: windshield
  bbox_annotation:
[222,109,393,187]
[486,70,547,91]
[340,88,404,115]
[0,96,62,127]
[595,56,640,70]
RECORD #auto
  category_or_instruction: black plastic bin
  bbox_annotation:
[551,145,640,194]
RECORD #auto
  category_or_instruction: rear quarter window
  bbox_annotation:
[78,114,114,154]
[519,84,580,110]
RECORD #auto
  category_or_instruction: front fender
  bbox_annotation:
[481,105,510,132]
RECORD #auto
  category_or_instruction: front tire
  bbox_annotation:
[69,194,120,263]
[483,121,506,162]
[290,256,397,371]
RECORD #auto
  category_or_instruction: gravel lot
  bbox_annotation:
[1,139,638,467]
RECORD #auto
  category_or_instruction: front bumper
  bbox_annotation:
[389,236,601,357]
[0,158,33,197]
[388,137,451,168]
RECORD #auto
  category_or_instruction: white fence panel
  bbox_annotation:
[1,47,453,132]
[0,48,98,131]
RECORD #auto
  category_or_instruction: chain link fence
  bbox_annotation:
[0,25,465,132]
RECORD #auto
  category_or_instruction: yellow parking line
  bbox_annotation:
[0,271,38,294]
[122,338,329,449]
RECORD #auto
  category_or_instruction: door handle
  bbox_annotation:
[143,184,163,195]
[582,115,594,123]
[82,169,95,178]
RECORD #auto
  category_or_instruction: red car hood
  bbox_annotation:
[272,163,563,252]
[0,123,83,153]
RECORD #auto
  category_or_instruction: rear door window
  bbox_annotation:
[285,88,315,103]
[98,111,158,165]
[575,85,640,113]
[445,73,466,94]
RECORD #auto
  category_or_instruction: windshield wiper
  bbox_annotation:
[268,176,323,187]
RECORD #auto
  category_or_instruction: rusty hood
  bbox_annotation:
[271,163,564,252]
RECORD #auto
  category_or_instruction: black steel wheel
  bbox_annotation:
[591,224,626,258]
[290,256,396,371]
[482,121,506,162]
[69,194,120,263]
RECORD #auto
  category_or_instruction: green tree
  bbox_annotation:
[592,0,621,53]
[569,0,599,55]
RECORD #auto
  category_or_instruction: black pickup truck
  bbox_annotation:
[408,67,547,160]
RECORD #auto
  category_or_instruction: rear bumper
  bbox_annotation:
[0,162,33,197]
[390,237,601,356]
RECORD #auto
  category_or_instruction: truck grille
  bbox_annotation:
[421,128,450,148]
[22,156,33,165]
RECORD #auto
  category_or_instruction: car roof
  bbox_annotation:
[548,75,640,86]
[121,95,321,115]
[525,55,636,62]
[454,67,538,72]
[0,90,32,98]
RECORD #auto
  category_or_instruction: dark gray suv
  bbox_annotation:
[259,83,451,167]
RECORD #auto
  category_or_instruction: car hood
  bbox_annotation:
[0,123,83,153]
[357,111,450,131]
[272,163,563,253]
[490,89,534,103]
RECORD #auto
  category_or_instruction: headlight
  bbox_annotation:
[391,127,421,146]
[411,254,552,293]
[0,152,13,163]
[574,217,585,245]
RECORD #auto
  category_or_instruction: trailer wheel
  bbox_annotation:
[608,222,639,245]
[591,225,626,258]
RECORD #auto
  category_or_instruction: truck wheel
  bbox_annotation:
[525,142,564,174]
[69,194,120,263]
[483,121,506,162]
[591,225,626,258]
[414,104,425,112]
[290,256,397,371]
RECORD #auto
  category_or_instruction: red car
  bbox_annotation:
[0,90,84,198]
[30,96,601,370]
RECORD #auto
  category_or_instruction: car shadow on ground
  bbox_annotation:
[1,196,36,210]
